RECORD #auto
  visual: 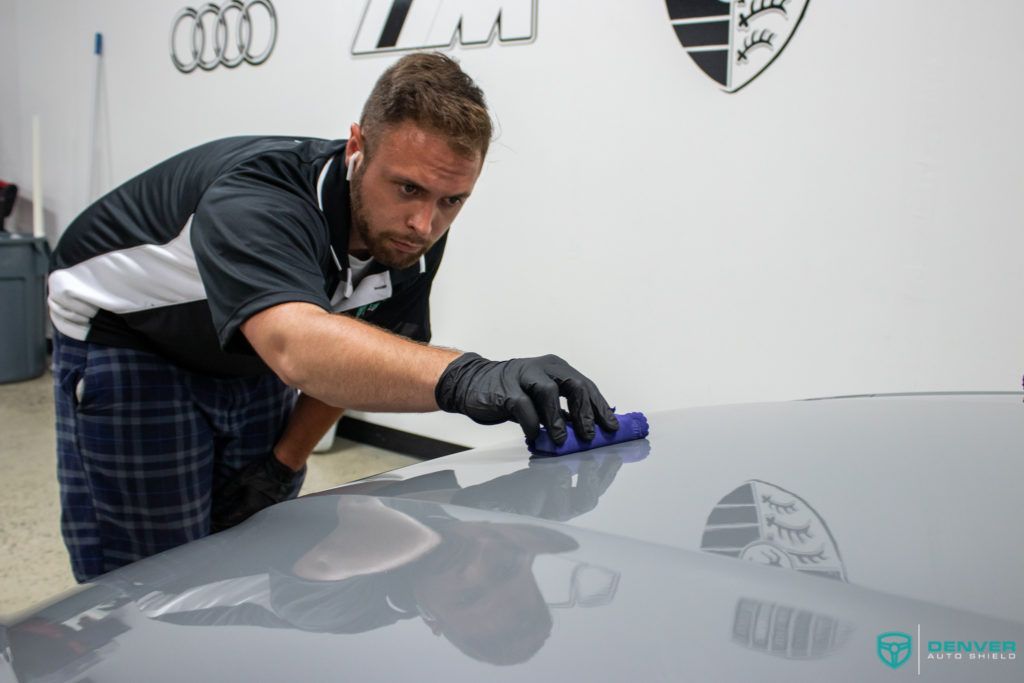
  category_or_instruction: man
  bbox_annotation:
[48,52,617,582]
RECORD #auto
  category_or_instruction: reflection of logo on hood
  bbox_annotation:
[877,631,913,669]
[666,0,810,93]
[701,480,853,660]
[701,480,846,581]
[733,598,852,659]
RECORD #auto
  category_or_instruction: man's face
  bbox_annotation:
[412,522,555,661]
[348,121,482,269]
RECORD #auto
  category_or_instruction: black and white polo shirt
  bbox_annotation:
[49,136,445,377]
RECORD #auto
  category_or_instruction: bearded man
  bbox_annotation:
[47,52,617,582]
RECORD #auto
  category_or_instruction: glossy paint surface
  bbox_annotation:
[3,394,1023,682]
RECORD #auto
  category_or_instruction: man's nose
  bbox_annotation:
[407,202,434,238]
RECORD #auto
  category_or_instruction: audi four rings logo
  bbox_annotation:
[170,0,277,73]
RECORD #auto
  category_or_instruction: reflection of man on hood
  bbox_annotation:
[131,446,642,665]
[10,447,641,676]
[138,496,578,666]
[408,517,577,665]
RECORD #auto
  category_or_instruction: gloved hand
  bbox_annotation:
[211,455,305,532]
[435,353,619,445]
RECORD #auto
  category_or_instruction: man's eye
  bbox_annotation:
[445,197,463,207]
[401,184,418,196]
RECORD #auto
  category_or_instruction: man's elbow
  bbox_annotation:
[269,349,306,390]
[246,329,303,388]
[241,304,319,391]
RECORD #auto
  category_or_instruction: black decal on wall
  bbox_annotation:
[666,0,810,93]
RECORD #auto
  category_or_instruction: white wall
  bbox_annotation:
[4,1,1023,447]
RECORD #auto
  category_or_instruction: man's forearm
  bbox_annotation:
[273,392,346,471]
[242,303,461,411]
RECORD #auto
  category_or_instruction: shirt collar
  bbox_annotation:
[317,152,351,272]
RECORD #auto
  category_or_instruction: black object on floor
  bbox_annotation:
[336,416,469,460]
[0,181,18,232]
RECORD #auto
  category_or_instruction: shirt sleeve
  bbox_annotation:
[191,168,331,351]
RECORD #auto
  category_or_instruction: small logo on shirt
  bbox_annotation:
[355,303,381,318]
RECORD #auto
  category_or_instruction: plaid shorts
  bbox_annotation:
[53,332,300,582]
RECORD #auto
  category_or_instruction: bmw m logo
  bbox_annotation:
[352,0,536,55]
[666,0,809,92]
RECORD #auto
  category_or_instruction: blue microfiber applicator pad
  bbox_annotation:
[527,412,650,457]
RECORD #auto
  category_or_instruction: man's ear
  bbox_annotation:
[345,124,363,166]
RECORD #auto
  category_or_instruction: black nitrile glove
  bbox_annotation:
[435,353,619,445]
[211,456,305,532]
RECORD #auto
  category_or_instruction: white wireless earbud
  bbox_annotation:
[346,151,362,181]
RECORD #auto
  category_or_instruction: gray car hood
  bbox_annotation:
[3,393,1022,681]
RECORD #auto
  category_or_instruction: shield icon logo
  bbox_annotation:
[877,632,913,669]
[666,0,810,92]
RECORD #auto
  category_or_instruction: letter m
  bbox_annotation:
[352,0,536,54]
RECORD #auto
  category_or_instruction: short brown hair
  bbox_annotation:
[360,52,492,160]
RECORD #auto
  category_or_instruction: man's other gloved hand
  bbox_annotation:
[211,455,305,532]
[435,353,619,445]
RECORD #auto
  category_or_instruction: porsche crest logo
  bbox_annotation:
[666,0,809,92]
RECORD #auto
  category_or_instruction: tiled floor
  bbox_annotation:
[0,369,418,618]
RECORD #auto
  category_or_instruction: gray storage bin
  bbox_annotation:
[0,234,49,383]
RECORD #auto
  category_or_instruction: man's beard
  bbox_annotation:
[349,166,429,269]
